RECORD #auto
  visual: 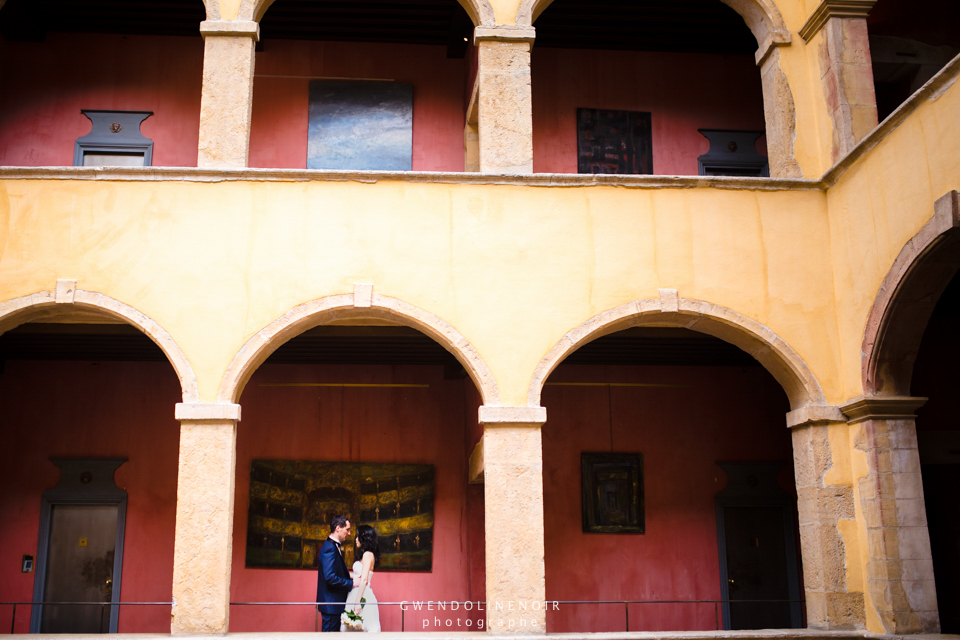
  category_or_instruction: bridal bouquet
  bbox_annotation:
[341,599,366,632]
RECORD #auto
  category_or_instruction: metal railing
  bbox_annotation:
[3,598,806,634]
[1,601,172,634]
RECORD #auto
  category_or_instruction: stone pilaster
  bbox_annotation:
[800,1,879,163]
[474,27,535,174]
[479,406,546,634]
[171,403,242,635]
[841,396,940,634]
[787,405,865,629]
[197,21,259,168]
[758,45,803,178]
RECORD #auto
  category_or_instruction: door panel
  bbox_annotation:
[723,506,792,629]
[41,505,118,633]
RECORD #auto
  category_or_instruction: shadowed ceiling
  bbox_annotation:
[1,0,757,56]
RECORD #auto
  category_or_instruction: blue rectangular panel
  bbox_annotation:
[308,81,413,171]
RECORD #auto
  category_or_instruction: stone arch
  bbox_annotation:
[217,289,500,405]
[862,191,960,396]
[527,291,825,411]
[517,0,788,46]
[516,0,800,178]
[241,0,495,25]
[201,0,220,20]
[0,284,200,403]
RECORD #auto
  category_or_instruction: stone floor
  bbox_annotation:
[3,632,959,640]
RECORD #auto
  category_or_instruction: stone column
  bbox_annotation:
[787,406,865,629]
[171,403,242,635]
[473,27,535,174]
[841,396,940,634]
[197,21,259,168]
[756,36,803,178]
[479,406,547,634]
[799,1,879,163]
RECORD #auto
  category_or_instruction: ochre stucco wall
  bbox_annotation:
[0,178,840,408]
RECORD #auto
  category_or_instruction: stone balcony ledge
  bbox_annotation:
[0,166,819,191]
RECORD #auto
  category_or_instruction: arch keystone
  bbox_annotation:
[55,279,77,304]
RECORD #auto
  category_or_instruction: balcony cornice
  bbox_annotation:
[0,166,819,191]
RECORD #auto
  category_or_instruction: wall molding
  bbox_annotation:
[799,0,876,43]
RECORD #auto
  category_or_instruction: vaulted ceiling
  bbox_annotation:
[1,0,757,56]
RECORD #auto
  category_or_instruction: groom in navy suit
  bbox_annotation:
[317,515,358,632]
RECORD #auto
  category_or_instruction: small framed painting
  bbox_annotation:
[581,452,644,533]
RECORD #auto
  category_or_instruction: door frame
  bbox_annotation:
[31,459,128,634]
[715,462,802,630]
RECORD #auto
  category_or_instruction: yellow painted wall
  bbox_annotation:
[0,178,836,406]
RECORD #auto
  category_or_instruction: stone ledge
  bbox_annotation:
[479,405,546,425]
[175,402,242,421]
[840,396,927,424]
[755,29,792,66]
[786,404,846,428]
[0,166,821,191]
[799,0,876,43]
[473,25,536,44]
[199,20,260,40]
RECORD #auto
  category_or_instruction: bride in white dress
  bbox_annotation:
[342,525,381,632]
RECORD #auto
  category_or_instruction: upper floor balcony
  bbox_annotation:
[1,0,957,178]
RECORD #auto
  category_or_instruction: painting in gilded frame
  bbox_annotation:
[581,452,644,533]
[245,460,434,571]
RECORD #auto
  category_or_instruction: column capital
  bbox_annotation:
[473,25,536,44]
[199,20,260,41]
[785,404,845,428]
[479,405,546,425]
[799,0,876,42]
[840,395,927,424]
[175,402,242,422]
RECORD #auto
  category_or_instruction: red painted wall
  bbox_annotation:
[231,363,484,632]
[249,41,468,171]
[531,48,768,175]
[0,33,203,168]
[0,360,181,633]
[0,356,800,633]
[540,364,795,632]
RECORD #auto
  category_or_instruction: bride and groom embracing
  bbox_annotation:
[317,515,381,632]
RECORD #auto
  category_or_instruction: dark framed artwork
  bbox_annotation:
[581,452,644,533]
[308,80,413,170]
[576,108,653,175]
[246,460,434,571]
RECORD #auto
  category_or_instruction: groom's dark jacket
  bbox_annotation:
[317,538,354,615]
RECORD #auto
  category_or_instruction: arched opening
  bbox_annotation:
[526,0,787,176]
[220,293,491,632]
[862,192,960,633]
[0,291,199,632]
[0,0,206,167]
[867,0,960,121]
[530,299,821,632]
[246,0,477,171]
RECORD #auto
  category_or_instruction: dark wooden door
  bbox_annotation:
[41,505,118,633]
[722,506,793,629]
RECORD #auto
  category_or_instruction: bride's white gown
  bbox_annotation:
[342,561,380,632]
